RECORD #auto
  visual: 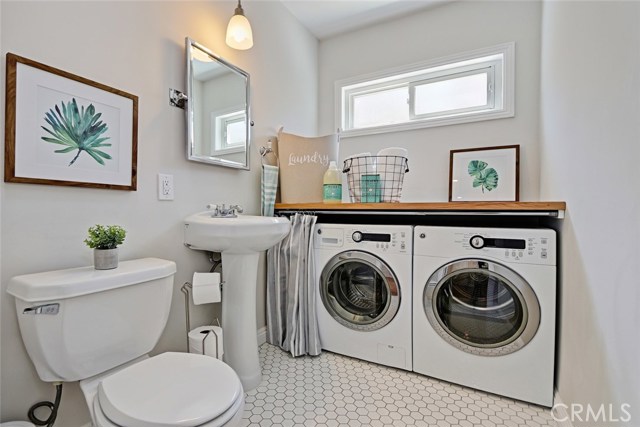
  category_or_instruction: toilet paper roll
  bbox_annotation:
[192,272,221,305]
[188,326,224,359]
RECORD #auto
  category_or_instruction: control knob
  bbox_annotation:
[470,235,485,249]
[352,232,363,242]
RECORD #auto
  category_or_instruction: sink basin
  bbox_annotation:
[184,211,290,254]
[183,210,290,391]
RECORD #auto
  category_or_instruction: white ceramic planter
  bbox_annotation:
[94,248,119,270]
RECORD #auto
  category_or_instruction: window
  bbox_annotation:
[336,43,514,137]
[211,109,246,154]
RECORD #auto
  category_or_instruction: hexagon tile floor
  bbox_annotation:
[240,344,558,427]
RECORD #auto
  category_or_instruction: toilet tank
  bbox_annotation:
[7,258,176,382]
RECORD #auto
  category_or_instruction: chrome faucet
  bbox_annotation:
[207,204,244,218]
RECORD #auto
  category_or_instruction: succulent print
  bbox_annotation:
[468,160,498,193]
[41,98,111,166]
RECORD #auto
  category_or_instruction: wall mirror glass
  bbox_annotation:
[186,37,251,169]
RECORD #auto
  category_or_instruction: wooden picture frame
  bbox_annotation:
[449,145,520,202]
[5,53,138,190]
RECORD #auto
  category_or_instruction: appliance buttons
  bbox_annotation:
[541,250,548,259]
[518,251,523,258]
[352,232,363,242]
[505,250,510,257]
[470,235,485,249]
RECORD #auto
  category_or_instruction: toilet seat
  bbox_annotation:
[95,352,244,427]
[94,392,245,427]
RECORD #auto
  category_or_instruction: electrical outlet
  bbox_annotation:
[158,173,174,200]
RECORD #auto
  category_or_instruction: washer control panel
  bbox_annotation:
[347,228,409,254]
[315,225,411,254]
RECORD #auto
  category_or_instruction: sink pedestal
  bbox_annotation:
[183,211,291,391]
[221,252,262,391]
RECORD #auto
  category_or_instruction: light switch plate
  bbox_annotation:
[158,173,174,200]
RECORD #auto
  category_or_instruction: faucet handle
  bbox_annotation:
[230,204,244,214]
[206,203,218,210]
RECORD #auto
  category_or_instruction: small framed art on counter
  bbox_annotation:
[449,145,519,202]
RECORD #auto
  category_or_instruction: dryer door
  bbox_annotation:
[320,251,400,331]
[424,259,540,356]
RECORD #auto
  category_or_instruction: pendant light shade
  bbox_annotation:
[226,0,253,50]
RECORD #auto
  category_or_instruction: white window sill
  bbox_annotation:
[211,146,245,155]
[340,108,514,139]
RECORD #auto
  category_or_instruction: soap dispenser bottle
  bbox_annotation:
[323,161,342,204]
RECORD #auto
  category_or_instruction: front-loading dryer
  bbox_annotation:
[314,224,412,370]
[413,226,556,406]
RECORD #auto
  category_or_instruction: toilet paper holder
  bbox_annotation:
[196,322,221,358]
[180,281,223,351]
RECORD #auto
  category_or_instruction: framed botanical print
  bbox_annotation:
[449,145,519,202]
[5,53,138,190]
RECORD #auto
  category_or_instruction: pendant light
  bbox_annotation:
[226,0,253,50]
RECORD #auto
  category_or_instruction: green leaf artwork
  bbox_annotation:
[468,160,499,193]
[41,98,111,166]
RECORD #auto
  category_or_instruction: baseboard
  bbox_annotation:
[257,326,267,346]
[552,391,574,427]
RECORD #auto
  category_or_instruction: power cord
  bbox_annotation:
[28,383,63,427]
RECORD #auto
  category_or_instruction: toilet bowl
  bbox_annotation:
[7,258,245,427]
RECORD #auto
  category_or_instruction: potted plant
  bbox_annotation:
[84,225,126,270]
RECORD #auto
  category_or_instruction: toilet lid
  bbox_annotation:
[98,352,242,427]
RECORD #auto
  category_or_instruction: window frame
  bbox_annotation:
[335,43,515,138]
[210,107,246,155]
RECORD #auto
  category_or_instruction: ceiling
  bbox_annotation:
[280,0,447,40]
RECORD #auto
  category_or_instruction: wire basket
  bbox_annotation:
[343,156,409,203]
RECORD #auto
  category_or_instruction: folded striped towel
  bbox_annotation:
[261,164,279,217]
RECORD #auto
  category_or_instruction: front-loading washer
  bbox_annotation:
[314,224,412,370]
[413,226,556,406]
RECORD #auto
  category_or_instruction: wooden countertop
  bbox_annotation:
[275,201,565,211]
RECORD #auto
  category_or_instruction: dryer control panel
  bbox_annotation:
[315,225,411,254]
[414,226,556,265]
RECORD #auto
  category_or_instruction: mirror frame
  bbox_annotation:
[186,37,251,170]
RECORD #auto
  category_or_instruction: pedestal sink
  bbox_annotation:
[184,211,290,391]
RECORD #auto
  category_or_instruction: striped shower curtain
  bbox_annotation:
[266,213,321,357]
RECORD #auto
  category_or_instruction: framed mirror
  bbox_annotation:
[186,37,251,170]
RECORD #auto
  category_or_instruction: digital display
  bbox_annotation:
[361,233,391,242]
[322,238,339,244]
[486,238,526,249]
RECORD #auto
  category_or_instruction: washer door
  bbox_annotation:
[424,259,540,356]
[320,251,400,331]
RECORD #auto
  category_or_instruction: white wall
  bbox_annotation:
[539,0,640,422]
[0,1,317,424]
[319,1,542,202]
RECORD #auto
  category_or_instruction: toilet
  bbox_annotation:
[7,258,244,427]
